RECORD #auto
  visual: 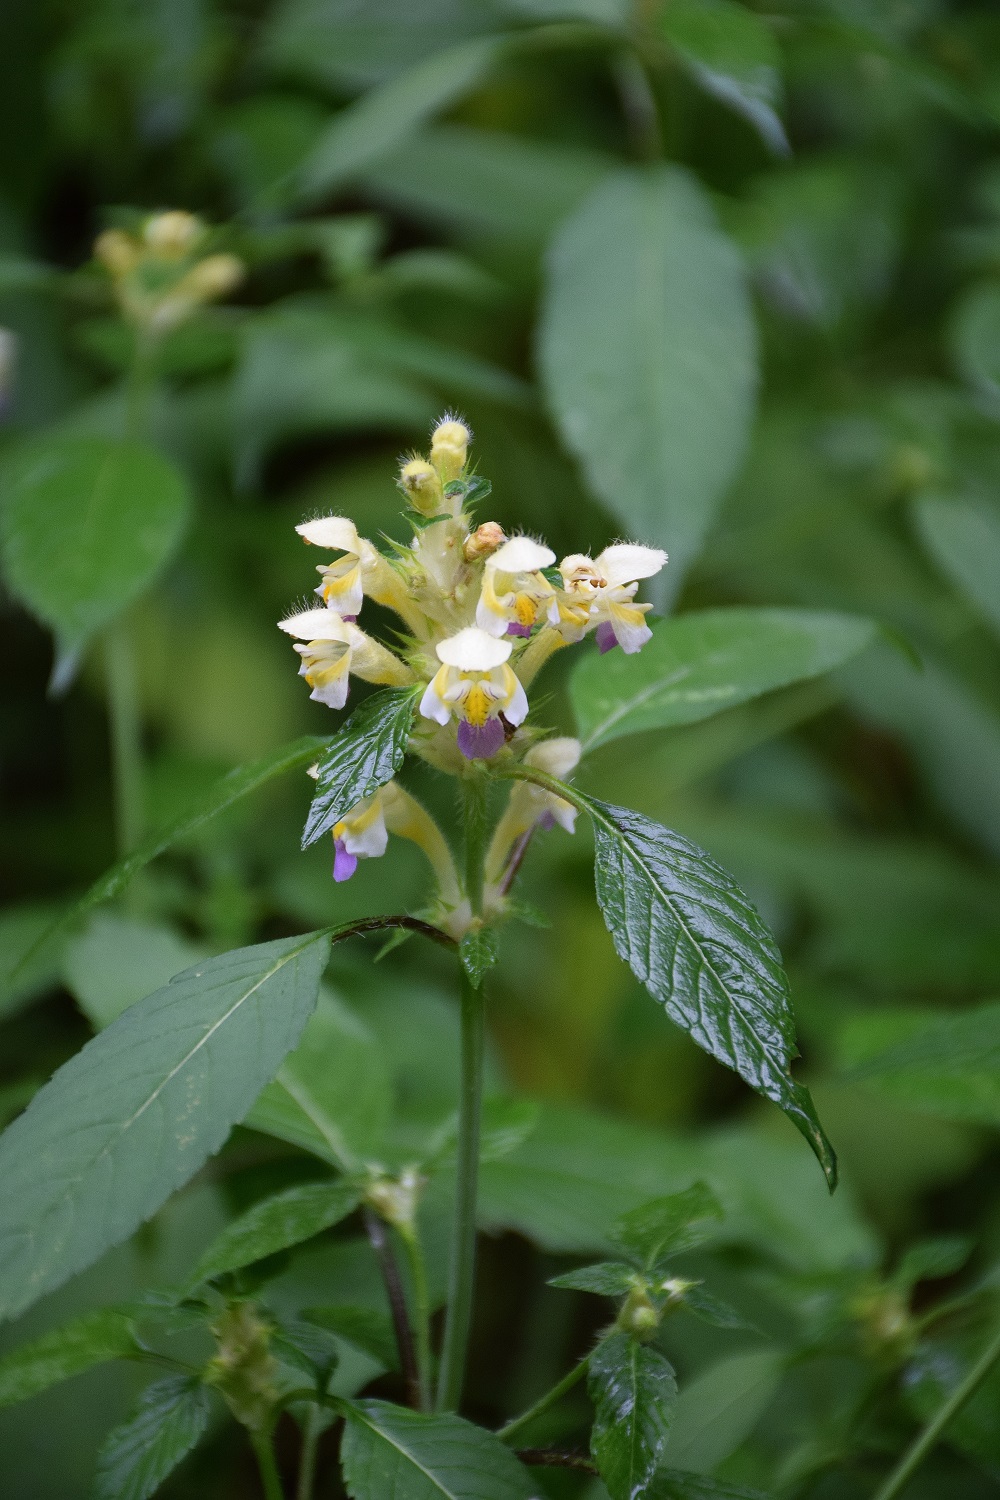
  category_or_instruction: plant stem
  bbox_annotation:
[400,1224,434,1411]
[295,1404,323,1500]
[461,773,489,916]
[497,1356,590,1444]
[250,1429,284,1500]
[363,1207,421,1409]
[104,618,145,858]
[873,1320,1000,1500]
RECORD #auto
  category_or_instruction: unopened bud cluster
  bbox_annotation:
[94,210,243,334]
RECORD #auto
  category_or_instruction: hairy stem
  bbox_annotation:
[250,1429,284,1500]
[873,1321,1000,1500]
[497,1356,590,1444]
[104,620,145,859]
[363,1208,421,1409]
[400,1224,434,1411]
[295,1404,323,1500]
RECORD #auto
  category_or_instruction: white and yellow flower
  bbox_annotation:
[329,791,389,882]
[419,626,528,759]
[485,737,581,887]
[279,608,413,710]
[475,535,556,639]
[297,515,426,632]
[549,543,667,654]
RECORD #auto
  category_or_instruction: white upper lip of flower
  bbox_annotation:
[435,627,512,671]
[487,536,555,574]
[278,608,352,641]
[561,543,667,589]
[295,516,363,553]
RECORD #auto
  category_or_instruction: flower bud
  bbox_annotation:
[143,209,203,258]
[365,1167,425,1232]
[617,1283,660,1338]
[399,457,444,516]
[185,253,244,299]
[94,228,139,277]
[430,417,470,482]
[463,521,506,562]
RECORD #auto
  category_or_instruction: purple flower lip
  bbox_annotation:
[457,716,506,760]
[333,838,358,882]
[341,614,358,624]
[506,622,532,638]
[595,621,618,654]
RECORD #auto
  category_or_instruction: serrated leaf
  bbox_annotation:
[589,1331,677,1500]
[658,0,788,156]
[458,925,498,987]
[0,434,189,657]
[302,689,417,849]
[339,1398,537,1498]
[539,166,756,589]
[0,1308,139,1407]
[192,1178,361,1285]
[303,1304,399,1371]
[611,1184,723,1267]
[548,1261,638,1297]
[660,1350,781,1474]
[914,495,1000,642]
[94,1375,211,1500]
[571,609,876,754]
[0,932,330,1321]
[585,796,835,1188]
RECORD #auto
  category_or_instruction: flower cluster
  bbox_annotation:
[94,211,243,334]
[280,418,666,906]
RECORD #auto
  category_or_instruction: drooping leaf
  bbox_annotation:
[192,1178,361,1285]
[0,434,189,658]
[302,688,417,848]
[303,1304,399,1371]
[458,925,498,987]
[539,166,756,588]
[339,1398,537,1498]
[94,1376,212,1500]
[0,1308,139,1408]
[0,932,330,1321]
[583,796,836,1186]
[548,1261,637,1297]
[571,609,875,754]
[611,1184,723,1267]
[299,36,510,199]
[914,495,1000,642]
[843,1001,1000,1126]
[589,1331,677,1500]
[659,1350,782,1474]
[658,0,788,155]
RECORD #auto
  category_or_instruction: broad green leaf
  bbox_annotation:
[192,1178,361,1285]
[303,1305,399,1370]
[648,1471,769,1498]
[0,932,330,1321]
[548,1261,637,1296]
[64,913,205,1030]
[246,989,393,1170]
[458,925,498,987]
[339,1398,536,1498]
[585,796,836,1186]
[914,495,1000,641]
[7,735,327,989]
[658,0,788,155]
[589,1331,677,1500]
[425,1097,539,1168]
[843,1001,1000,1126]
[94,1375,211,1500]
[660,1350,782,1474]
[571,609,875,754]
[299,36,509,198]
[0,434,189,657]
[539,167,756,587]
[611,1184,723,1267]
[0,901,67,1019]
[302,688,417,848]
[0,1308,139,1408]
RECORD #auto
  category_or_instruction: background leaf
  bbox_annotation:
[589,1331,677,1500]
[192,1178,361,1284]
[339,1398,537,1498]
[913,495,1000,641]
[94,1376,211,1500]
[302,688,416,849]
[539,166,757,589]
[0,1309,139,1408]
[658,0,788,156]
[659,1350,781,1474]
[611,1183,723,1266]
[842,1001,1000,1126]
[0,932,330,1320]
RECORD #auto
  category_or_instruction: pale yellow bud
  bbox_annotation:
[184,254,244,300]
[143,210,203,258]
[463,521,506,562]
[94,229,139,277]
[430,418,470,482]
[399,457,444,516]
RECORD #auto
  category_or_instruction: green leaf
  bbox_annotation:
[302,688,417,849]
[303,1304,399,1371]
[272,1317,342,1388]
[950,280,1000,402]
[64,913,205,1030]
[246,988,393,1169]
[192,1178,361,1285]
[677,1285,758,1333]
[299,36,509,199]
[0,1308,139,1408]
[539,166,756,587]
[893,1236,973,1290]
[458,925,498,987]
[339,1398,537,1498]
[648,1471,769,1499]
[0,901,68,1019]
[7,735,327,990]
[571,609,876,754]
[0,932,330,1321]
[611,1184,723,1267]
[660,1350,781,1474]
[589,1331,677,1500]
[94,1375,211,1500]
[548,1261,638,1297]
[584,796,836,1187]
[0,434,189,658]
[843,1001,1000,1126]
[658,0,787,155]
[914,495,1000,642]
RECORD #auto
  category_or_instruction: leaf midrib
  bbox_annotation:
[349,1409,465,1499]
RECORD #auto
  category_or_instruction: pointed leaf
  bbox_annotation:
[0,434,189,656]
[585,796,836,1187]
[0,932,330,1321]
[572,609,876,754]
[192,1178,361,1285]
[612,1184,723,1267]
[0,1308,140,1407]
[302,688,417,849]
[94,1375,211,1500]
[539,166,756,587]
[589,1331,677,1500]
[458,925,498,987]
[675,1284,759,1333]
[339,1398,537,1498]
[272,1317,341,1388]
[548,1261,638,1297]
[658,0,788,156]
